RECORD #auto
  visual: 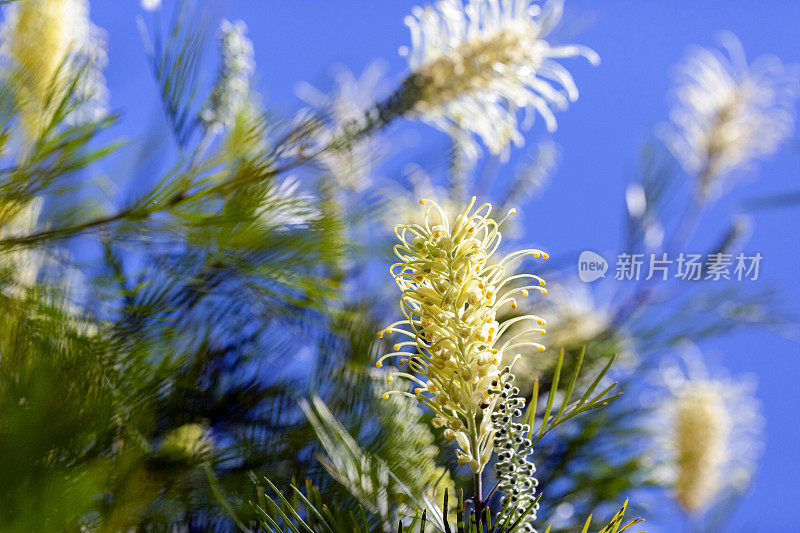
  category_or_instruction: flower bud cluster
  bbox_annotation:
[377,197,547,472]
[491,369,538,532]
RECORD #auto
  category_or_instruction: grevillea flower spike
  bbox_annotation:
[660,32,799,198]
[377,197,547,473]
[652,351,763,516]
[400,0,599,157]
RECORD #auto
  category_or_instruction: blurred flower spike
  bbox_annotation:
[661,31,800,198]
[201,19,256,133]
[296,62,390,192]
[654,352,764,516]
[377,197,548,472]
[0,0,109,138]
[400,0,599,157]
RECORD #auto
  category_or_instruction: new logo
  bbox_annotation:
[578,251,608,282]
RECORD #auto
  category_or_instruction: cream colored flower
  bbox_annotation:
[377,197,548,472]
[510,280,635,388]
[653,351,763,515]
[401,0,598,156]
[671,383,729,514]
[660,32,800,198]
[1,0,108,138]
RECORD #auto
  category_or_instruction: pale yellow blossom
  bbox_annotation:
[377,197,548,472]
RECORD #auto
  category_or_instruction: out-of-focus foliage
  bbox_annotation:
[0,2,348,529]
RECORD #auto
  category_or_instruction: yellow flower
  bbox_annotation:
[377,197,547,472]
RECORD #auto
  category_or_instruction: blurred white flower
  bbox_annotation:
[296,62,390,191]
[625,183,647,219]
[537,280,609,345]
[652,350,763,515]
[402,0,598,157]
[0,199,44,294]
[257,177,319,231]
[511,279,636,387]
[660,32,800,198]
[141,0,162,11]
[1,0,108,137]
[201,19,256,133]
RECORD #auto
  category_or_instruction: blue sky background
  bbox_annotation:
[89,2,800,531]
